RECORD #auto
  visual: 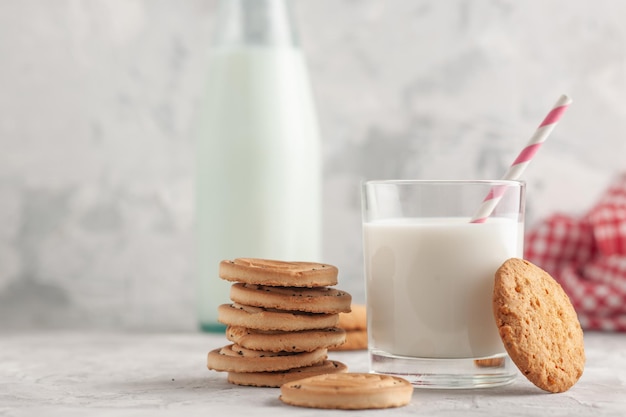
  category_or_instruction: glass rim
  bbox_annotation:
[362,179,525,187]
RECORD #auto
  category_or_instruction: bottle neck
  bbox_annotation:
[213,0,299,48]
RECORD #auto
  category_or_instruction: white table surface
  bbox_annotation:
[1,331,624,416]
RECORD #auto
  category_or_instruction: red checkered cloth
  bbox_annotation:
[525,174,626,332]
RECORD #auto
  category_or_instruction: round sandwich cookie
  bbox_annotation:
[227,360,348,388]
[493,258,585,393]
[218,303,339,331]
[226,326,347,352]
[219,258,338,287]
[279,373,413,410]
[229,283,352,314]
[207,344,327,373]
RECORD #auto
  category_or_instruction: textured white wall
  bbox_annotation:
[1,0,624,330]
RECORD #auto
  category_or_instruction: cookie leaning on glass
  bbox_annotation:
[493,258,585,393]
[207,258,352,387]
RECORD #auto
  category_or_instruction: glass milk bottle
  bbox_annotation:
[196,0,322,331]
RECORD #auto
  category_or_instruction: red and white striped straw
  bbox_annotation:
[470,94,572,223]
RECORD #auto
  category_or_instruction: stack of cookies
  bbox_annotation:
[207,258,353,387]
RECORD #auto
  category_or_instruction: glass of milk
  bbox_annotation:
[362,180,525,388]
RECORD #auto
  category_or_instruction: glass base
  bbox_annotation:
[370,349,517,389]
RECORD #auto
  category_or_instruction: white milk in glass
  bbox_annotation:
[196,45,321,329]
[364,217,523,359]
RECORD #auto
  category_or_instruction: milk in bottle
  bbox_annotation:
[196,0,321,331]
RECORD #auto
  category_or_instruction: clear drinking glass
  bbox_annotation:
[361,180,525,388]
